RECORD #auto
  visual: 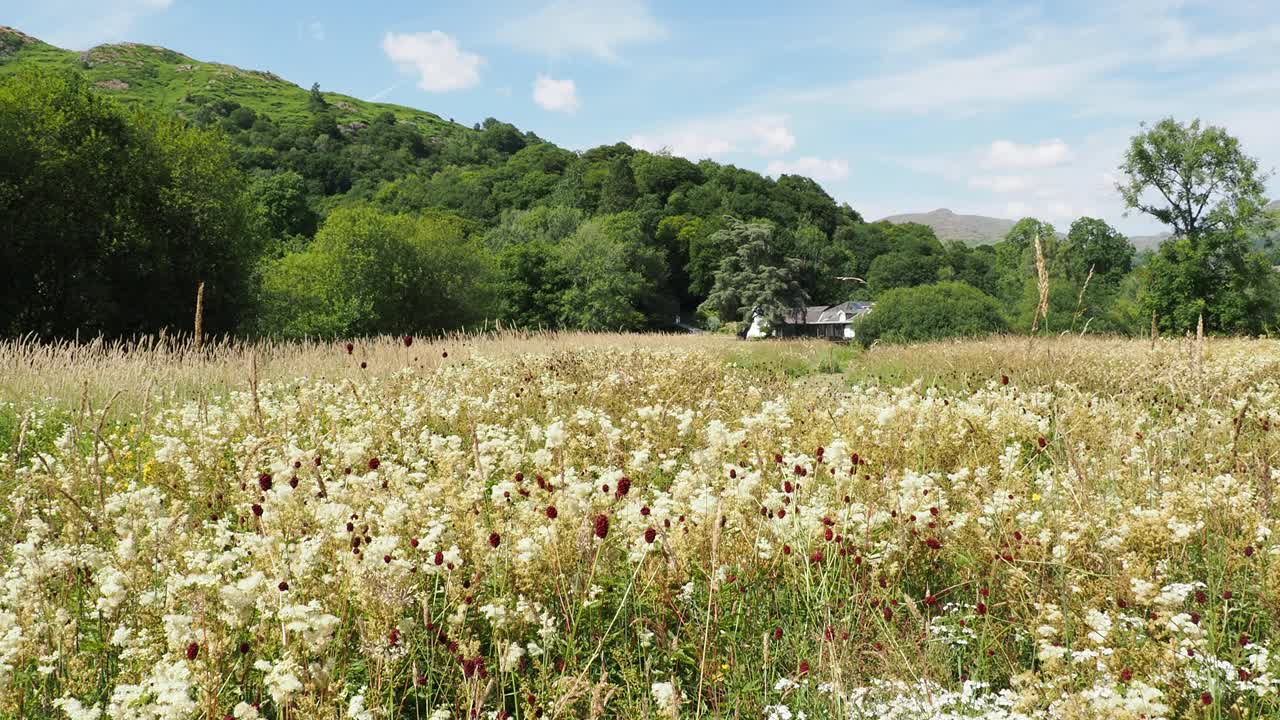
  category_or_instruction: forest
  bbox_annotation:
[3,65,1278,343]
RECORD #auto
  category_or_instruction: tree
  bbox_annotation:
[699,218,809,329]
[1062,217,1134,285]
[251,170,318,248]
[308,82,328,112]
[856,282,1008,345]
[554,213,669,330]
[1118,118,1277,332]
[867,251,942,294]
[256,205,496,338]
[0,67,262,338]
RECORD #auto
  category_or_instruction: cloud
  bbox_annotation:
[497,0,665,61]
[308,21,325,41]
[968,175,1031,193]
[885,23,964,53]
[628,114,795,159]
[382,31,483,93]
[827,45,1122,115]
[37,0,174,49]
[983,139,1071,169]
[767,157,850,182]
[532,74,580,113]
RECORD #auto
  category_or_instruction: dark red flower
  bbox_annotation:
[360,362,367,369]
[434,551,444,566]
[258,473,272,491]
[239,641,250,654]
[545,505,558,520]
[593,514,610,539]
[773,626,783,641]
[615,476,631,497]
[278,580,288,591]
[644,527,657,544]
[345,342,354,354]
[368,457,381,471]
[1240,633,1250,647]
[925,594,938,606]
[442,351,449,359]
[186,642,199,660]
[783,544,792,555]
[1244,546,1255,557]
[383,554,392,564]
[1000,374,1009,385]
[251,503,263,517]
[489,532,501,548]
[1037,436,1047,449]
[1119,667,1132,683]
[288,477,298,489]
[640,505,650,516]
[389,628,400,646]
[798,659,810,676]
[925,537,942,550]
[976,602,987,615]
[1194,589,1207,604]
[810,550,823,564]
[1201,692,1213,705]
[1239,667,1251,681]
[1222,590,1233,600]
[403,335,413,347]
[410,537,419,548]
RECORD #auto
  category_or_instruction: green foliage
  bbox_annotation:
[1119,118,1278,333]
[867,251,942,294]
[856,282,1008,345]
[1062,217,1134,285]
[6,30,1279,342]
[699,218,809,328]
[0,66,262,338]
[256,205,496,338]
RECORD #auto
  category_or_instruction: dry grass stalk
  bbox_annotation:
[1071,265,1095,333]
[1030,233,1050,336]
[193,281,205,352]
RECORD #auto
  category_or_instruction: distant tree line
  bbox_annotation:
[2,67,1277,343]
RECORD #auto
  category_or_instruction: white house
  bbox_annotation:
[744,301,873,340]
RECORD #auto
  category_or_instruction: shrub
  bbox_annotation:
[857,281,1007,345]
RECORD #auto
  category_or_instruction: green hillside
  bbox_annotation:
[0,25,462,138]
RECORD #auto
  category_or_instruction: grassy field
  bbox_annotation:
[2,333,1278,719]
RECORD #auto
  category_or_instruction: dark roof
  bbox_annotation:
[782,301,873,325]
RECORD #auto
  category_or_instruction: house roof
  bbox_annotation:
[782,301,874,325]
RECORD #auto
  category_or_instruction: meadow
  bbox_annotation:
[2,333,1278,719]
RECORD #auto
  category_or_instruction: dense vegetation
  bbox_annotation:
[2,28,1278,342]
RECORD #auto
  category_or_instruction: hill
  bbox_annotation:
[0,25,461,137]
[878,208,1015,246]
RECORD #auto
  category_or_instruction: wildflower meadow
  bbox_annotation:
[2,334,1278,720]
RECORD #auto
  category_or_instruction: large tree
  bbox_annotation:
[699,218,809,329]
[0,67,261,338]
[1117,118,1277,332]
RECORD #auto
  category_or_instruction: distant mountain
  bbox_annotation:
[0,25,462,137]
[880,207,1186,251]
[878,209,1017,247]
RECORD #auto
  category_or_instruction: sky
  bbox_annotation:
[8,0,1280,234]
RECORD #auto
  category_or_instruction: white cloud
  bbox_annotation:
[983,139,1071,169]
[826,45,1122,115]
[382,31,483,93]
[308,21,325,41]
[767,157,850,182]
[38,0,174,49]
[497,0,665,62]
[886,23,964,53]
[532,74,580,113]
[969,175,1031,193]
[628,114,795,160]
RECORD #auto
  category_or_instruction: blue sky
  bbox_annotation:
[10,0,1280,234]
